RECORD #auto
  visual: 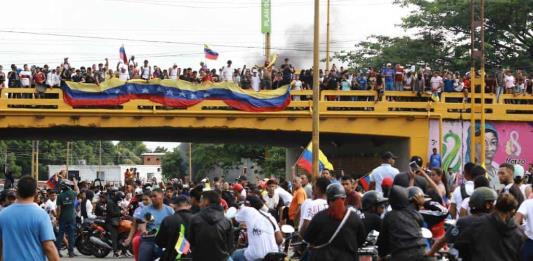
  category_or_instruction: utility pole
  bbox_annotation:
[469,0,486,166]
[3,147,7,176]
[325,0,331,71]
[31,140,39,180]
[312,0,321,179]
[98,140,102,173]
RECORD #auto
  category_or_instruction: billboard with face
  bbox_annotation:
[429,120,533,188]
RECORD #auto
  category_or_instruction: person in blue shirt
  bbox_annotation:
[0,176,60,261]
[382,63,395,91]
[443,73,455,92]
[136,188,174,261]
[429,148,442,169]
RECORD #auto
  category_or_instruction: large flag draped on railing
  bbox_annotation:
[61,78,291,112]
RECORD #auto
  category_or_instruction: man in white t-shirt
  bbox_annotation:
[430,72,443,93]
[251,70,261,92]
[370,152,400,193]
[450,163,476,219]
[19,64,32,87]
[169,64,179,80]
[41,190,57,223]
[275,186,293,206]
[299,177,330,235]
[232,196,283,261]
[504,70,515,94]
[221,60,233,82]
[516,198,533,260]
[262,179,280,212]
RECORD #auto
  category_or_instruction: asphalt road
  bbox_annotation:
[62,250,133,260]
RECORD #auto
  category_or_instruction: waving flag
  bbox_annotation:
[119,45,128,64]
[204,44,219,60]
[47,174,59,190]
[296,142,334,175]
[175,224,190,258]
[61,78,290,112]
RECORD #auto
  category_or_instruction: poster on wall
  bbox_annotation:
[429,120,533,188]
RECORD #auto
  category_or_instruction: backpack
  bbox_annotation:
[460,184,470,200]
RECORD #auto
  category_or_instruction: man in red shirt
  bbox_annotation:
[341,176,362,209]
[33,67,47,98]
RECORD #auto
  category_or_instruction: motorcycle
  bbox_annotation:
[75,219,97,256]
[80,217,133,258]
[358,230,379,261]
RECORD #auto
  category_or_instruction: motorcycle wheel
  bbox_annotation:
[75,234,94,256]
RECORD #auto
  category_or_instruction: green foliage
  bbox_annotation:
[336,0,533,71]
[190,144,286,181]
[161,148,186,179]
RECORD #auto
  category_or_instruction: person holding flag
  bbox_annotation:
[204,45,219,60]
[155,195,193,261]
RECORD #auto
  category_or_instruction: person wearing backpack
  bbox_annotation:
[156,195,193,261]
[450,162,476,219]
[304,183,366,261]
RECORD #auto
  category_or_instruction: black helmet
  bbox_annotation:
[326,183,346,202]
[410,156,423,169]
[362,191,388,210]
[469,187,497,211]
[407,186,428,201]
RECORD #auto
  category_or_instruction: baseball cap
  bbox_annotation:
[232,183,243,193]
[514,164,525,179]
[382,151,398,160]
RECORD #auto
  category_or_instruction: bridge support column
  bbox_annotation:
[285,148,300,180]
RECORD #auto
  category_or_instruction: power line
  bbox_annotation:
[0,30,347,53]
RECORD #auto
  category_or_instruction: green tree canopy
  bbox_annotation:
[161,148,186,179]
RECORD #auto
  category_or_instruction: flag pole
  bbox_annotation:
[312,0,320,182]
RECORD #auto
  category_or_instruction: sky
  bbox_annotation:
[1,0,412,150]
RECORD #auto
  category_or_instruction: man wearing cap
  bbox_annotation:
[304,183,366,261]
[382,63,395,91]
[498,163,525,206]
[156,195,193,261]
[370,151,400,193]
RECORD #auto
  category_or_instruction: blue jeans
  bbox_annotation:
[138,237,163,261]
[56,219,76,253]
[385,81,394,91]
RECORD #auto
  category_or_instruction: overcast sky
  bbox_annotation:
[1,0,412,150]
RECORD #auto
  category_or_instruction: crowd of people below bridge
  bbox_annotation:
[1,150,533,261]
[0,57,532,103]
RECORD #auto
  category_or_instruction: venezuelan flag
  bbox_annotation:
[175,224,190,256]
[358,175,371,191]
[47,174,59,190]
[61,78,291,112]
[204,44,219,60]
[296,142,334,175]
[119,45,128,64]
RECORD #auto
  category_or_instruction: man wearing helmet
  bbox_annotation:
[426,187,497,260]
[361,191,388,237]
[303,183,366,261]
[377,185,427,260]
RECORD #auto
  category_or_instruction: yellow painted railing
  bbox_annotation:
[0,88,532,121]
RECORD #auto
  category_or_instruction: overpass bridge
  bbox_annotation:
[1,88,532,176]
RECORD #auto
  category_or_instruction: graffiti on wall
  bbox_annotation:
[429,121,533,188]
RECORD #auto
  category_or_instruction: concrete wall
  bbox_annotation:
[48,165,162,185]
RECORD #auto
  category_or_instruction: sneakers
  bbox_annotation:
[68,252,77,258]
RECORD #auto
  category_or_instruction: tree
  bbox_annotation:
[161,148,186,179]
[336,0,533,71]
[400,0,533,69]
[153,146,168,153]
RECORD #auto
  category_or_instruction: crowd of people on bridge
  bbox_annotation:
[0,57,532,103]
[1,149,533,261]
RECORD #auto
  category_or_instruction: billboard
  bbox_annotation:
[261,0,271,33]
[429,120,533,188]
